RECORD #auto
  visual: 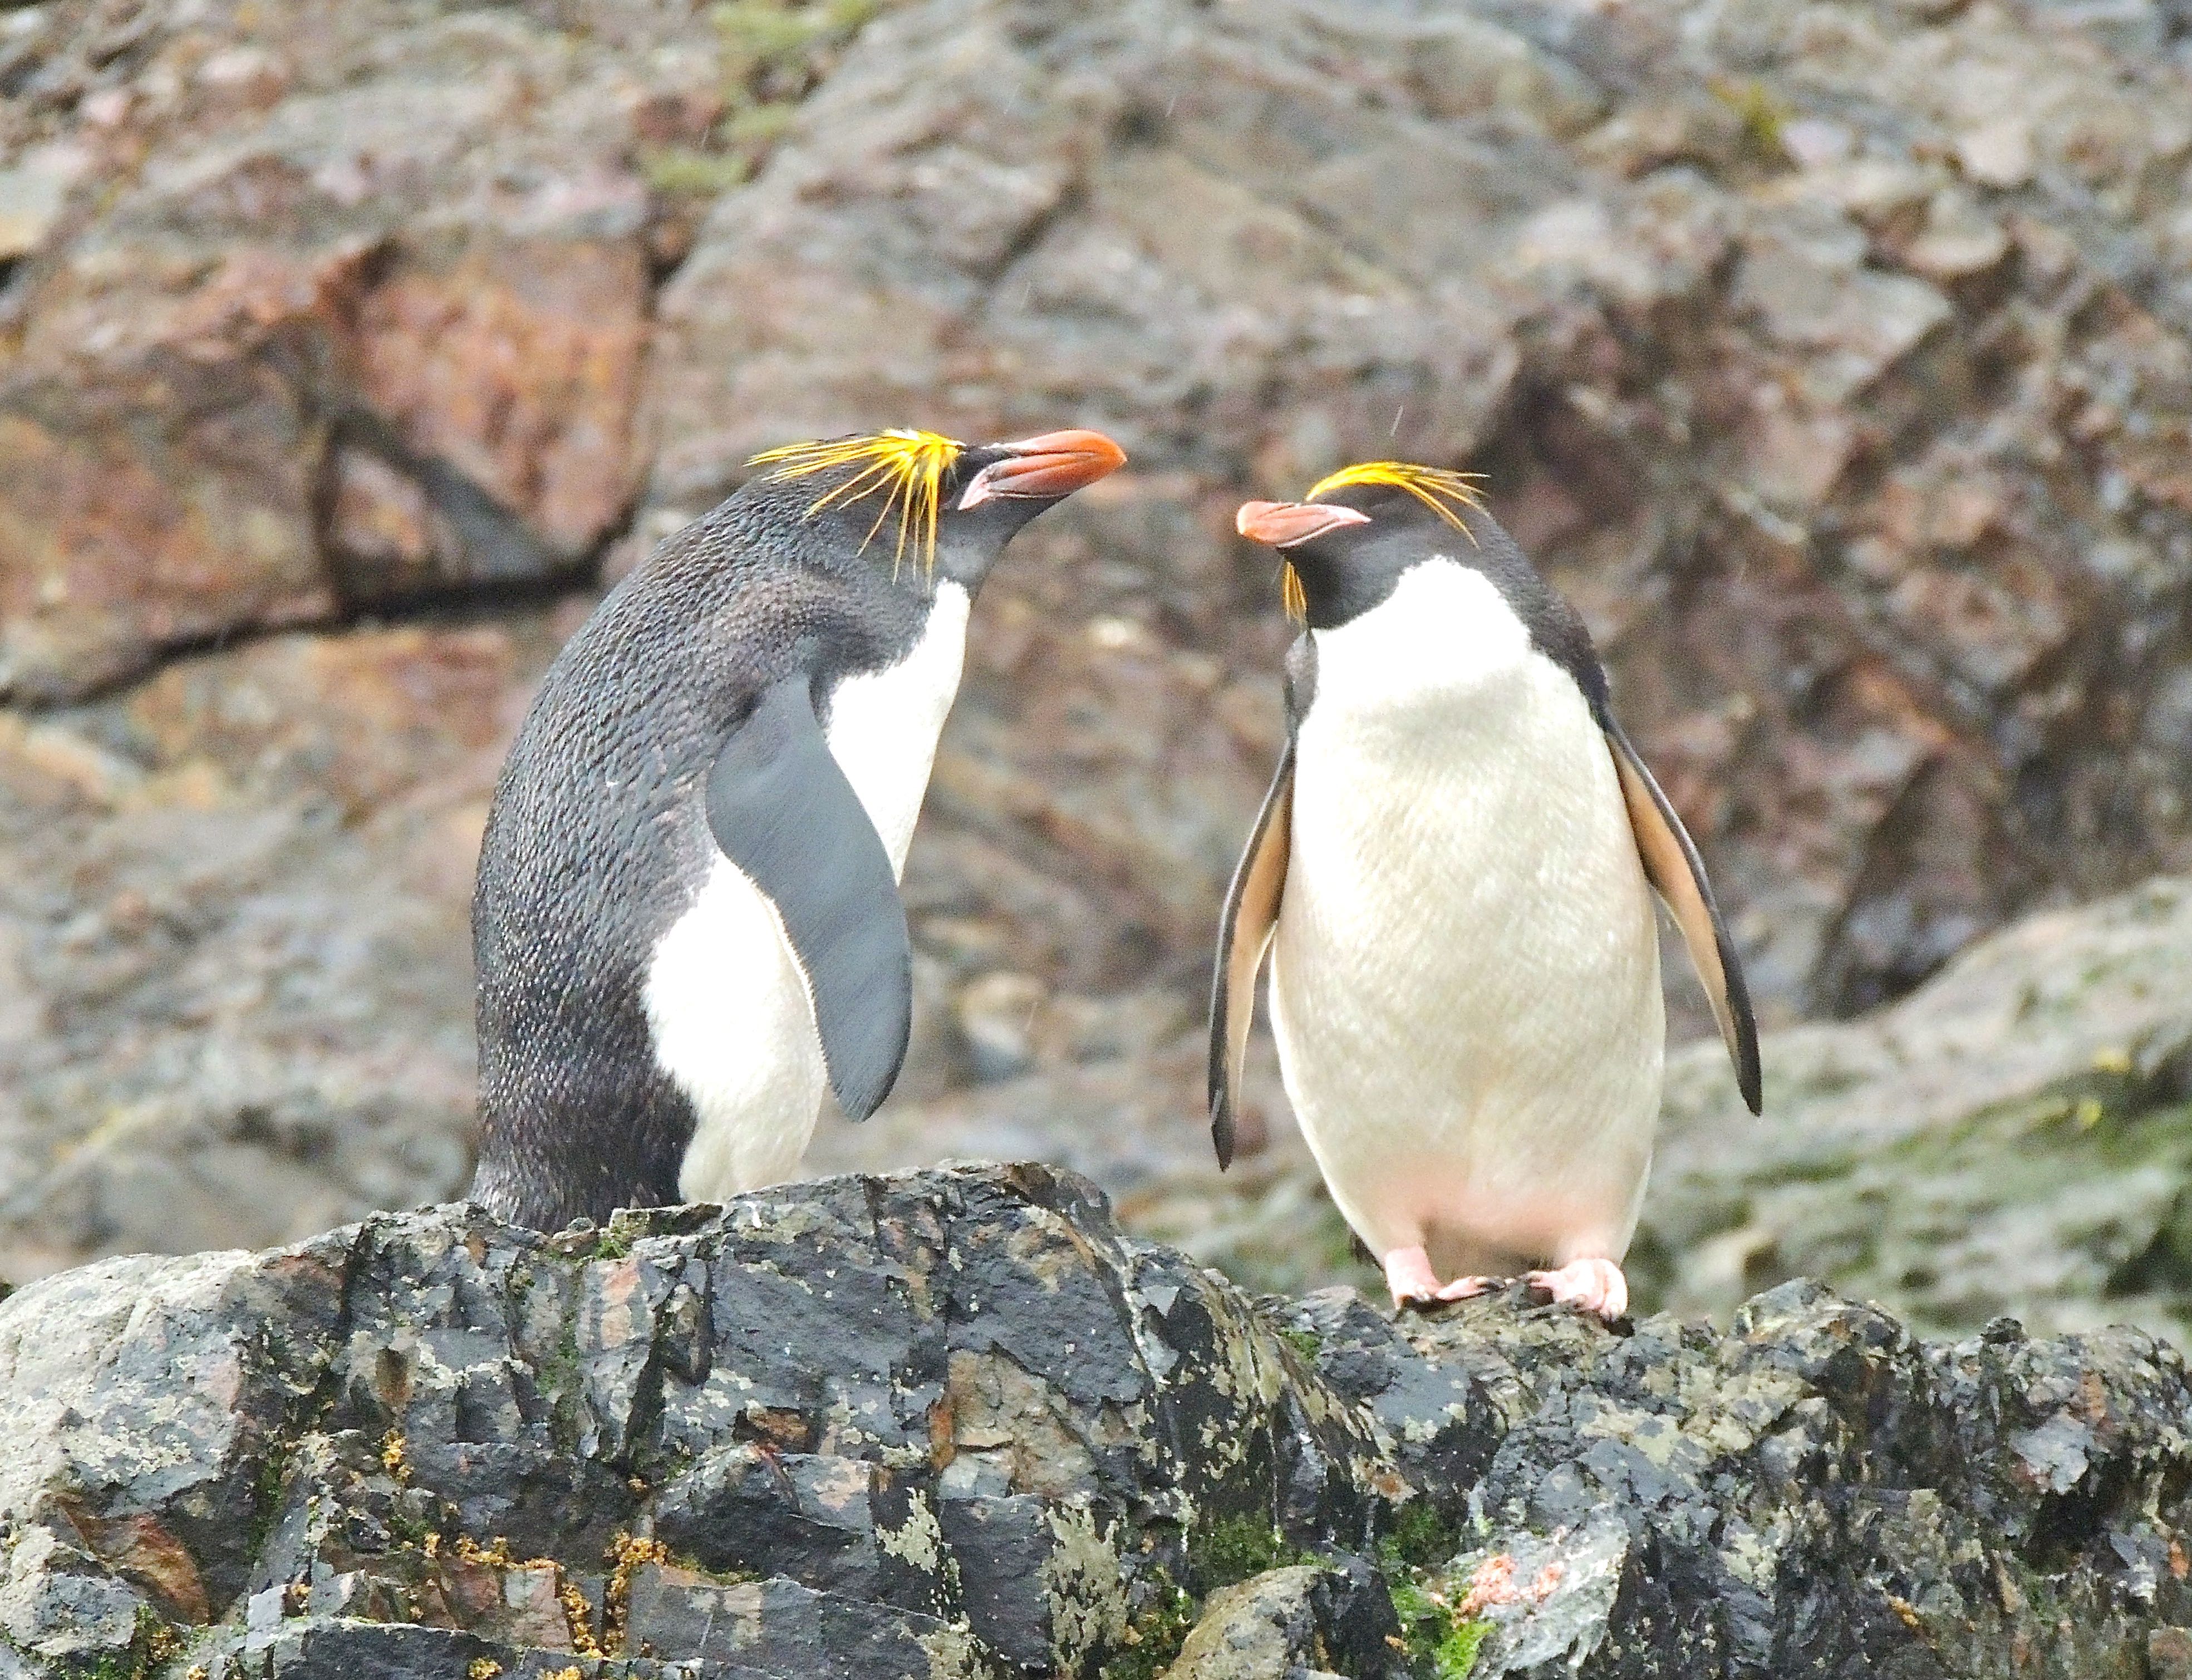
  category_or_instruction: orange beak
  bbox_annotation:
[957,429,1127,507]
[1235,499,1372,547]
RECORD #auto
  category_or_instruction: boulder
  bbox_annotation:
[0,1163,2187,1677]
[1643,873,2192,1349]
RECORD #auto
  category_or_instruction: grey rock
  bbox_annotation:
[1641,874,2192,1347]
[1161,1561,1401,1680]
[621,1569,996,1679]
[0,1165,2186,1678]
[202,1618,711,1680]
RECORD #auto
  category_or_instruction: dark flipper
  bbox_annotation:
[706,674,912,1121]
[1207,741,1295,1168]
[1604,718,1763,1114]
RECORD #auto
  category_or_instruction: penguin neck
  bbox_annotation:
[1309,562,1532,710]
[820,578,971,875]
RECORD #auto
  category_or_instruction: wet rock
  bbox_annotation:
[0,1165,2186,1677]
[621,1569,997,1679]
[1161,1561,1400,1680]
[0,609,576,1281]
[1641,873,2192,1348]
[0,1166,1387,1677]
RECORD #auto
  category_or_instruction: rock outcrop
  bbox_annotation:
[12,0,2192,1280]
[2,1164,2189,1677]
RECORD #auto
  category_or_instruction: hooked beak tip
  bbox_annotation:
[959,429,1126,507]
[1235,499,1372,548]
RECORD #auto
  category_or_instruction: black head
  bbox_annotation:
[1234,462,1505,630]
[1236,460,1606,704]
[744,428,1126,595]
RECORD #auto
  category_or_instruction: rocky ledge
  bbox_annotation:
[1,1165,2188,1679]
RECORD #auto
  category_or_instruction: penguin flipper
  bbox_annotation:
[1604,719,1763,1114]
[1207,740,1295,1168]
[706,674,913,1122]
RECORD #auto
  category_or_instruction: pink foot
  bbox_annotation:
[1382,1245,1438,1305]
[1526,1257,1629,1321]
[1382,1245,1502,1308]
[1432,1274,1500,1303]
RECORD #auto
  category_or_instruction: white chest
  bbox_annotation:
[645,581,971,1201]
[823,580,970,877]
[1268,563,1665,1268]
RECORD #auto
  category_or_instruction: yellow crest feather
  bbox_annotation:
[1303,460,1488,540]
[1280,563,1308,623]
[747,429,965,573]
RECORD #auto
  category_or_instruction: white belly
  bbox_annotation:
[1267,565,1664,1275]
[647,582,970,1202]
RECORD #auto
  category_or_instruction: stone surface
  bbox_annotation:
[1162,1561,1398,1680]
[644,0,2192,1029]
[2,0,2192,1346]
[0,1165,2188,1677]
[0,0,691,700]
[0,607,578,1280]
[1641,873,2192,1348]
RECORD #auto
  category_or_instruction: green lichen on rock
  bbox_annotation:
[4,1166,2192,1678]
[1186,1515,1312,1594]
[1388,1570,1493,1679]
[645,0,902,203]
[1097,1570,1196,1680]
[1377,1501,1463,1574]
[1642,878,2192,1348]
[1433,1618,1490,1679]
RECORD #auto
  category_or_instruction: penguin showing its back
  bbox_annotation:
[1213,463,1760,1319]
[472,428,1126,1230]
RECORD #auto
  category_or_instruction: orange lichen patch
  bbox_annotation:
[1452,1553,1518,1620]
[1434,1550,1566,1623]
[749,428,964,573]
[558,1576,604,1657]
[602,1532,674,1653]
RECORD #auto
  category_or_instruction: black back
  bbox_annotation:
[469,479,937,1230]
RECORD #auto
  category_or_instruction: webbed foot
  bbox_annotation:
[1525,1257,1628,1321]
[1383,1245,1503,1309]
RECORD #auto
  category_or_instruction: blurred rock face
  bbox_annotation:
[4,0,2192,1274]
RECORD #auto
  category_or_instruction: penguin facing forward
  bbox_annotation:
[1212,461,1761,1319]
[471,426,1126,1230]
